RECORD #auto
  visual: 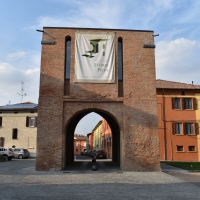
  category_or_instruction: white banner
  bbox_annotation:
[74,32,115,83]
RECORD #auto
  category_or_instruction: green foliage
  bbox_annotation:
[0,155,6,162]
[162,161,200,170]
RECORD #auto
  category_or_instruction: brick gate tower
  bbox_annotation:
[36,27,160,171]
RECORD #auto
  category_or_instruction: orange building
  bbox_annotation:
[157,80,200,161]
[74,134,87,155]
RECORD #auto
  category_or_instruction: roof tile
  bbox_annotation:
[156,79,200,89]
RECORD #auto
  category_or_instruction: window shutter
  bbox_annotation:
[183,123,186,134]
[34,117,38,127]
[172,98,175,109]
[0,137,4,146]
[182,98,185,110]
[172,123,176,134]
[26,116,29,127]
[193,98,197,110]
[0,117,2,126]
[195,123,199,135]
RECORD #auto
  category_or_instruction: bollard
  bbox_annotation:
[91,163,98,171]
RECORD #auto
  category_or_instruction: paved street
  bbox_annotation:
[1,158,200,199]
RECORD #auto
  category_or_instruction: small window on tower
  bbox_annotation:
[177,146,183,152]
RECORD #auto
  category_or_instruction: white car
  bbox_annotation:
[13,148,30,159]
[0,147,15,161]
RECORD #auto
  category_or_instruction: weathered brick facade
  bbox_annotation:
[36,27,160,171]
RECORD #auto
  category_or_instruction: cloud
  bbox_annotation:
[7,52,26,61]
[0,55,40,106]
[30,0,170,31]
[25,68,40,75]
[156,37,200,84]
[29,0,127,29]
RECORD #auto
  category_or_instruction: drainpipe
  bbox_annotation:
[162,89,167,160]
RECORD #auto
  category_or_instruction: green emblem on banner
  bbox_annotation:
[82,39,108,58]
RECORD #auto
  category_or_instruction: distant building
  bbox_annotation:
[87,132,93,150]
[102,118,112,159]
[74,134,87,154]
[87,119,112,159]
[92,121,102,150]
[0,102,38,157]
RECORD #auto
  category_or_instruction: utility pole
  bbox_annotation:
[17,81,27,103]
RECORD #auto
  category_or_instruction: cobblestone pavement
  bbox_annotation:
[1,158,200,200]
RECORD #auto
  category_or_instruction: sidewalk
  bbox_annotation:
[161,163,188,173]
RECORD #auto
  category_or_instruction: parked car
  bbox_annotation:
[84,150,89,155]
[91,150,96,158]
[0,147,15,161]
[81,149,87,155]
[95,150,107,159]
[13,148,30,159]
[87,150,92,157]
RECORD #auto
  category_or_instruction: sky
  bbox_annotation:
[0,0,200,134]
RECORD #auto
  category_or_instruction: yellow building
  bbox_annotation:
[0,102,38,157]
[93,121,102,150]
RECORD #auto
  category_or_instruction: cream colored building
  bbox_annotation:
[0,102,37,157]
[93,121,102,150]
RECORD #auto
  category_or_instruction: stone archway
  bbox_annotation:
[64,108,120,169]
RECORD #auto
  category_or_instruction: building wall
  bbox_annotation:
[93,121,102,150]
[102,118,112,158]
[74,140,86,155]
[157,89,198,161]
[87,133,93,150]
[0,112,37,157]
[37,27,160,171]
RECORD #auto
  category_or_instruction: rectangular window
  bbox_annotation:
[65,38,71,79]
[64,36,71,96]
[172,123,182,134]
[26,116,37,127]
[84,142,86,147]
[118,37,123,97]
[188,146,195,152]
[177,146,183,152]
[0,117,2,126]
[76,149,78,152]
[30,117,35,127]
[12,129,18,139]
[172,98,196,110]
[172,98,181,109]
[183,98,192,109]
[76,142,78,146]
[185,123,194,134]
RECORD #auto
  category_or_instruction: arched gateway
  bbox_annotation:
[65,109,120,165]
[36,27,160,171]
